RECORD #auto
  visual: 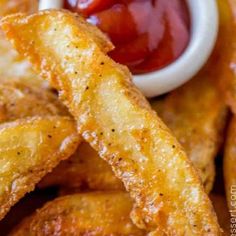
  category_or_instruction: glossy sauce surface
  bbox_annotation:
[65,0,190,74]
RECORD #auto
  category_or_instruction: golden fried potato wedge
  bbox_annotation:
[0,116,79,220]
[224,116,236,212]
[1,11,221,234]
[39,142,124,191]
[10,192,145,236]
[42,73,226,195]
[0,80,69,123]
[152,72,227,194]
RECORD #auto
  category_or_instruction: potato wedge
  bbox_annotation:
[0,116,79,220]
[44,77,227,193]
[39,142,124,191]
[152,70,227,194]
[224,116,236,212]
[10,192,145,236]
[1,11,221,234]
[0,80,69,123]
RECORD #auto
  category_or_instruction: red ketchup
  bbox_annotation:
[64,0,190,74]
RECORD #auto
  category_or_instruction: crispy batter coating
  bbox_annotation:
[0,80,69,123]
[152,74,228,193]
[10,192,145,236]
[0,116,79,220]
[1,11,221,234]
[224,116,236,212]
[39,142,124,191]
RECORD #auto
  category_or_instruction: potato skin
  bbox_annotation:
[1,11,221,235]
[0,116,80,220]
[10,192,145,236]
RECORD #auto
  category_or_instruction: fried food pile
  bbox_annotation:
[0,0,234,235]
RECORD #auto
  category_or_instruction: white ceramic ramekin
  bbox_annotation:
[134,0,219,97]
[39,0,219,97]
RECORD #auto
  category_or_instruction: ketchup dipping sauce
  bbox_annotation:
[64,0,190,75]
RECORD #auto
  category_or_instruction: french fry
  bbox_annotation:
[41,72,227,195]
[0,80,69,122]
[10,192,145,236]
[224,116,236,212]
[39,142,124,191]
[152,69,228,194]
[1,11,221,234]
[0,116,79,220]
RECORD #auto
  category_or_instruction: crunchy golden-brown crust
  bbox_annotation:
[152,73,228,193]
[39,142,124,191]
[0,116,80,220]
[10,192,145,236]
[1,11,222,235]
[224,116,236,212]
[0,80,69,123]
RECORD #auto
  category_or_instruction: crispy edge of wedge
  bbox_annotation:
[0,116,80,220]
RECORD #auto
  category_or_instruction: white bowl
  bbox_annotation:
[134,0,219,97]
[39,0,219,97]
[39,0,63,10]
